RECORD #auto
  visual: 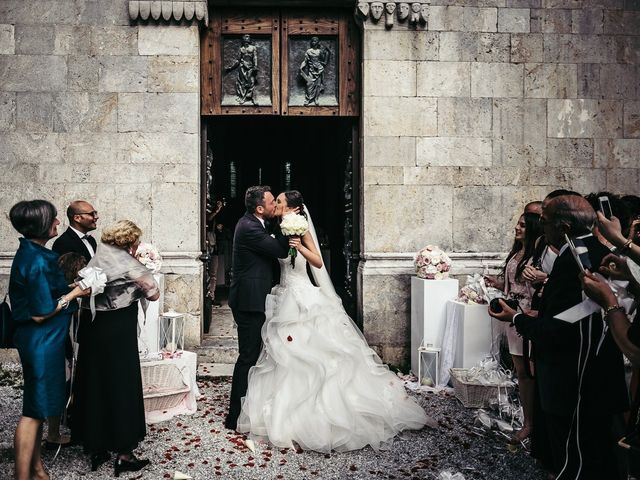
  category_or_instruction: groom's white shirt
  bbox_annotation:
[253,214,265,229]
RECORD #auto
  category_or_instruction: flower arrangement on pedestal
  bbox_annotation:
[414,245,451,280]
[136,242,163,273]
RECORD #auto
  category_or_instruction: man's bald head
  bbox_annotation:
[524,201,542,215]
[546,195,596,236]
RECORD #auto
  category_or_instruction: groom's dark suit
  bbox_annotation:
[226,213,289,428]
[52,226,97,263]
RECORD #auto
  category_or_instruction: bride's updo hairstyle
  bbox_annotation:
[101,220,142,249]
[284,190,307,220]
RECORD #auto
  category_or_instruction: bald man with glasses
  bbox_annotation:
[52,200,99,262]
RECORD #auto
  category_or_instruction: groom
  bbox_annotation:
[225,186,289,430]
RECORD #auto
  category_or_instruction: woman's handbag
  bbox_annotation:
[0,294,15,348]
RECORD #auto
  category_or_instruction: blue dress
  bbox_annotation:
[9,238,77,419]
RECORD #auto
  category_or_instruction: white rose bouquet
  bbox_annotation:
[135,242,163,273]
[414,245,451,280]
[280,213,309,268]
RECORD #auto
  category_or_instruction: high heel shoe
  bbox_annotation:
[90,451,110,472]
[114,456,150,477]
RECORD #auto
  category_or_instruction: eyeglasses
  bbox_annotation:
[74,211,98,217]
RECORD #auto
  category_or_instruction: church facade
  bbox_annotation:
[0,0,638,366]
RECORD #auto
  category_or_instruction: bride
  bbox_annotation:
[237,190,433,453]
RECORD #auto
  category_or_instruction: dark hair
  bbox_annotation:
[584,191,632,235]
[57,252,87,284]
[9,200,58,239]
[622,195,640,218]
[283,190,307,220]
[502,212,544,281]
[545,189,581,200]
[245,186,271,214]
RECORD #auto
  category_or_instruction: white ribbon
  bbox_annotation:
[463,358,514,387]
[77,266,107,320]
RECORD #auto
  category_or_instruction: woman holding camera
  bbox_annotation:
[486,212,542,443]
[8,200,89,480]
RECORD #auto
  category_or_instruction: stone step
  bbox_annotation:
[196,336,238,364]
[197,362,234,378]
[208,309,236,337]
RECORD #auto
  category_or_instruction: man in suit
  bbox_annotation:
[52,200,99,262]
[491,195,628,479]
[225,186,289,430]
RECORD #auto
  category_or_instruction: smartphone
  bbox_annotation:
[598,196,613,219]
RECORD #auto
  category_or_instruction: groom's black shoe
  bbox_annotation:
[224,416,237,431]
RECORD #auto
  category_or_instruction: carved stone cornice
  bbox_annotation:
[355,1,429,30]
[128,1,208,26]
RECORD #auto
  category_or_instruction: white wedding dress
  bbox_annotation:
[237,209,431,453]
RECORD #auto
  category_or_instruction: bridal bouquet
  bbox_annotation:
[414,245,451,280]
[280,213,309,268]
[136,242,163,273]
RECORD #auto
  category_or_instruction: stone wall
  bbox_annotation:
[359,3,640,367]
[0,1,203,346]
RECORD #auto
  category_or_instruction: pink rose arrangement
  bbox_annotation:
[414,245,451,280]
[135,242,163,273]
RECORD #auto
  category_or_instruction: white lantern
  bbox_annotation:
[159,311,185,353]
[418,346,440,388]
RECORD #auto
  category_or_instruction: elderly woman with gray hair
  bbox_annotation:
[72,220,159,477]
[8,200,89,480]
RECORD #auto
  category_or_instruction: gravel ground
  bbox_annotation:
[0,363,545,480]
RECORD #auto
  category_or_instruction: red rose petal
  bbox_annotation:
[287,335,293,342]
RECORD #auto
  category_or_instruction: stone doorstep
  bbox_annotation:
[197,362,234,378]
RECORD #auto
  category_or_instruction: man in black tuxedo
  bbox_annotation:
[491,195,628,479]
[52,200,99,262]
[225,186,289,430]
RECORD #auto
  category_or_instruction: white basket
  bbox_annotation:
[141,362,189,412]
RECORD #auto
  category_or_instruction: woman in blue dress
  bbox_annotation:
[8,200,88,480]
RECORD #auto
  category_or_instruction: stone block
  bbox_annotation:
[98,56,148,93]
[14,24,55,55]
[416,137,492,166]
[363,136,416,167]
[63,133,122,165]
[363,30,439,61]
[363,185,453,251]
[604,10,640,35]
[364,60,416,97]
[0,55,67,92]
[546,139,594,167]
[530,8,572,33]
[77,0,130,26]
[163,274,201,323]
[91,26,138,56]
[0,133,64,164]
[616,36,640,65]
[16,93,54,132]
[572,8,604,34]
[594,139,613,168]
[52,93,118,133]
[126,132,199,164]
[68,55,100,92]
[471,63,523,97]
[599,139,640,168]
[439,32,511,62]
[524,63,577,98]
[577,64,600,98]
[403,166,456,185]
[417,62,470,97]
[0,1,78,25]
[510,33,543,63]
[53,25,91,55]
[453,186,519,251]
[544,34,617,63]
[0,25,14,54]
[607,169,640,195]
[148,56,199,93]
[38,162,91,184]
[363,96,437,137]
[161,163,199,184]
[452,166,528,186]
[362,275,410,347]
[507,0,540,6]
[0,93,16,132]
[498,8,530,32]
[547,99,623,138]
[112,183,153,235]
[117,93,199,134]
[138,25,199,56]
[624,101,640,138]
[151,182,199,252]
[599,65,638,100]
[363,167,404,185]
[438,98,493,137]
[492,98,547,166]
[425,6,465,31]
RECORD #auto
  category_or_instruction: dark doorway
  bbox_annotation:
[205,116,359,319]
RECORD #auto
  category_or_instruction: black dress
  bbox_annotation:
[72,302,146,453]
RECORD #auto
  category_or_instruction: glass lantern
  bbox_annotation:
[159,311,185,353]
[418,346,440,388]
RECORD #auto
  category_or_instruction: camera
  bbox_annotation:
[489,297,519,313]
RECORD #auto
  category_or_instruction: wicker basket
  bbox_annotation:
[141,362,190,412]
[449,368,513,408]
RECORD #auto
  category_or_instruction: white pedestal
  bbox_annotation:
[410,277,459,377]
[138,273,164,357]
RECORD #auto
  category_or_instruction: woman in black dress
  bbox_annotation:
[72,220,159,477]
